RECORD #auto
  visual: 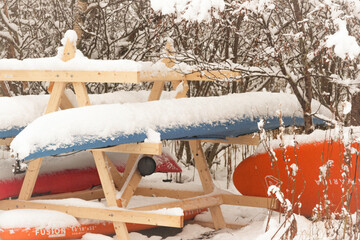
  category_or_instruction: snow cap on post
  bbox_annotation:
[59,30,77,62]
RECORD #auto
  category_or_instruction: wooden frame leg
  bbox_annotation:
[148,82,164,101]
[104,154,123,190]
[72,82,90,107]
[91,150,129,240]
[45,82,67,114]
[18,158,43,200]
[118,154,139,188]
[189,140,226,229]
[119,168,142,208]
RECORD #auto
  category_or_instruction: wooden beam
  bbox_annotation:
[189,140,226,230]
[91,151,119,206]
[0,137,13,146]
[188,220,245,230]
[104,154,123,190]
[185,70,242,81]
[0,70,141,83]
[132,194,223,212]
[135,187,204,199]
[118,170,142,208]
[45,82,67,114]
[72,82,90,107]
[0,200,184,228]
[30,187,203,202]
[59,92,74,110]
[91,150,129,239]
[222,194,278,210]
[148,81,164,101]
[18,158,43,200]
[91,143,162,155]
[31,188,105,201]
[202,135,260,146]
[118,154,139,190]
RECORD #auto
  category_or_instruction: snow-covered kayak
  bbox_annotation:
[11,92,332,161]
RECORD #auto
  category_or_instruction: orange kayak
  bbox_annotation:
[0,209,204,240]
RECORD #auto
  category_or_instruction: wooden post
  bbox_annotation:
[73,82,90,107]
[18,158,43,200]
[189,140,226,229]
[91,150,130,240]
[118,154,139,188]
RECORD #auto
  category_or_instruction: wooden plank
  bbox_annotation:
[189,140,215,193]
[91,150,129,239]
[31,188,105,201]
[222,194,278,210]
[72,82,90,107]
[188,220,245,230]
[18,158,43,200]
[148,81,165,101]
[189,140,226,230]
[0,70,141,83]
[202,135,260,146]
[0,137,13,146]
[45,82,67,114]
[132,194,223,212]
[118,170,142,207]
[30,187,204,201]
[140,71,184,82]
[185,70,242,81]
[61,39,76,62]
[59,92,74,110]
[91,151,119,206]
[104,153,123,191]
[135,187,204,199]
[91,143,162,155]
[0,200,184,228]
[118,154,139,189]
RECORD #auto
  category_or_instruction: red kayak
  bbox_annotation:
[0,152,181,199]
[233,140,360,217]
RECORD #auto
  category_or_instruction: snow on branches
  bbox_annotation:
[150,0,225,22]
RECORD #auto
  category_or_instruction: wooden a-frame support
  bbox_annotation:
[0,38,277,239]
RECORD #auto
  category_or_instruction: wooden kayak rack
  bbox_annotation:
[0,33,276,240]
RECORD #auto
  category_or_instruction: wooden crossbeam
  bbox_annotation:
[0,200,183,228]
[91,143,162,155]
[132,194,223,212]
[45,82,67,114]
[0,70,141,83]
[73,82,90,107]
[30,187,203,201]
[91,150,129,239]
[184,70,242,81]
[189,140,226,229]
[118,169,142,208]
[188,220,246,230]
[18,158,43,200]
[221,194,278,210]
[202,135,260,145]
[0,138,13,146]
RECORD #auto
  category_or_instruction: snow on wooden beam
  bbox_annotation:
[91,142,162,155]
[0,200,184,228]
